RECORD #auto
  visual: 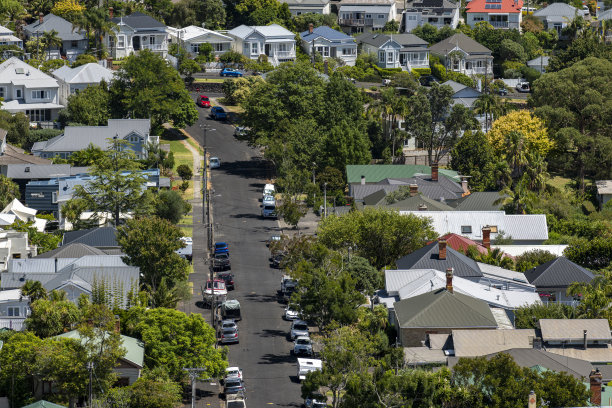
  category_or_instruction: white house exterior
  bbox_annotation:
[280,0,331,15]
[428,33,493,76]
[52,63,115,106]
[533,3,585,36]
[0,57,63,122]
[107,12,168,59]
[228,24,296,66]
[301,25,357,66]
[0,25,23,49]
[357,33,429,70]
[401,0,461,32]
[23,14,88,61]
[0,231,37,273]
[466,0,523,29]
[0,289,28,330]
[338,0,398,34]
[166,25,234,57]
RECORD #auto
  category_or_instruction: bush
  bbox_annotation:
[198,43,214,62]
[502,60,525,77]
[219,50,246,64]
[411,67,431,78]
[155,190,192,224]
[40,59,67,74]
[520,65,541,84]
[72,54,97,68]
[446,71,475,87]
[373,65,402,78]
[515,250,557,272]
[179,180,190,193]
[176,164,193,181]
[564,238,612,270]
[431,63,447,81]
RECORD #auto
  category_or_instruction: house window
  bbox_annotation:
[408,15,417,20]
[7,307,20,317]
[31,90,48,99]
[365,14,372,18]
[452,60,460,70]
[378,14,385,19]
[128,135,140,143]
[214,43,224,52]
[117,35,125,48]
[342,47,356,56]
[461,225,472,234]
[25,109,51,122]
[387,52,394,63]
[278,43,287,52]
[52,191,58,203]
[474,16,484,21]
[0,87,4,98]
[489,225,498,233]
[251,42,258,54]
[379,51,385,63]
[12,253,21,259]
[191,43,200,53]
[15,89,22,98]
[150,36,155,45]
[108,35,115,49]
[71,40,78,48]
[316,46,329,57]
[465,62,472,69]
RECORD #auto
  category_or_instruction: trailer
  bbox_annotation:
[221,299,241,321]
[297,358,322,382]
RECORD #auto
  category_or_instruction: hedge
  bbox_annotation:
[411,67,431,78]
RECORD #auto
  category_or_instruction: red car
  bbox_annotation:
[197,95,211,108]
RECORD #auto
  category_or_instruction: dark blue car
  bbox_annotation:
[220,68,243,77]
[210,106,228,120]
[215,242,229,254]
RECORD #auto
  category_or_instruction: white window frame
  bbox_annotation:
[408,15,417,20]
[387,51,394,63]
[378,14,386,19]
[191,43,200,53]
[31,90,48,99]
[117,35,125,49]
[213,43,224,52]
[461,225,472,234]
[379,51,385,63]
[128,135,140,143]
[52,191,58,204]
[0,87,5,99]
[251,42,258,54]
[15,89,22,98]
[278,43,287,52]
[342,47,356,56]
[7,307,20,317]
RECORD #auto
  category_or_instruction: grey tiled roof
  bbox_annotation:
[524,256,594,288]
[395,241,483,278]
[3,163,72,179]
[111,12,165,29]
[356,32,395,48]
[24,13,86,41]
[35,243,107,258]
[429,33,491,56]
[352,175,464,202]
[454,192,506,211]
[62,227,119,248]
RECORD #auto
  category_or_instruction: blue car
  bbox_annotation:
[215,242,229,254]
[210,106,228,120]
[220,68,243,77]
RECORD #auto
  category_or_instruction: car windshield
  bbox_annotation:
[297,339,310,345]
[216,253,229,259]
[226,379,241,387]
[294,324,308,331]
[202,97,209,101]
[227,369,240,376]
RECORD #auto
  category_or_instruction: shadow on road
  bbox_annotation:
[220,159,270,180]
[258,353,295,364]
[232,213,263,219]
[243,293,278,303]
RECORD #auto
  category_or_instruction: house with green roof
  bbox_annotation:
[53,330,144,386]
[21,401,66,408]
[393,285,498,347]
[346,164,460,184]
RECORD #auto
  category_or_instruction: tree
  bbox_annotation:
[0,331,43,407]
[323,121,372,170]
[25,298,82,338]
[515,249,557,272]
[9,220,62,254]
[68,143,105,166]
[69,138,149,226]
[292,12,339,32]
[65,81,111,126]
[514,303,573,329]
[473,93,504,133]
[0,175,20,208]
[317,208,437,269]
[235,0,291,26]
[117,217,189,292]
[450,131,497,191]
[382,19,399,32]
[0,110,29,148]
[564,238,612,270]
[277,199,306,229]
[50,0,84,23]
[487,110,552,160]
[179,58,201,85]
[122,307,226,382]
[154,190,191,224]
[197,0,226,29]
[71,53,97,67]
[21,280,48,304]
[498,39,527,62]
[346,256,382,298]
[176,164,193,180]
[129,367,182,408]
[41,29,62,59]
[110,50,198,130]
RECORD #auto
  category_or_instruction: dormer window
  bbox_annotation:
[128,135,140,143]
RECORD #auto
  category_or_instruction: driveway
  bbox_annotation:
[181,99,303,407]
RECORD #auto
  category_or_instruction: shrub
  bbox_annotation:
[446,71,474,87]
[72,54,97,68]
[176,164,193,180]
[520,65,541,84]
[431,63,447,81]
[219,50,246,64]
[373,65,402,78]
[411,67,431,78]
[179,180,190,193]
[40,59,67,74]
[515,250,557,272]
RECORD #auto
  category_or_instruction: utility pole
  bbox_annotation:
[323,182,327,219]
[87,361,94,407]
[201,124,216,337]
[183,368,208,408]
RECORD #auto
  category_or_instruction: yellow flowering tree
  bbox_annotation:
[487,110,552,160]
[51,0,84,23]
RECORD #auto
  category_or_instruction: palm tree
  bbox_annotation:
[473,93,503,132]
[21,280,48,303]
[41,29,62,59]
[49,289,68,302]
[479,248,515,269]
[84,8,117,58]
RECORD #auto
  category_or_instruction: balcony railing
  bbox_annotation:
[140,43,168,51]
[404,59,429,68]
[339,18,366,26]
[0,317,26,331]
[489,21,509,28]
[273,50,295,59]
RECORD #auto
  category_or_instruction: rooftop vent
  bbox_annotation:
[24,166,30,172]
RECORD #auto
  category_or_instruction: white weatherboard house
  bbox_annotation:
[357,33,429,70]
[428,33,493,76]
[533,3,586,36]
[300,26,357,66]
[166,25,234,57]
[107,12,168,59]
[0,25,23,49]
[52,63,115,106]
[23,14,87,61]
[339,0,398,34]
[228,24,296,66]
[401,0,461,32]
[280,0,331,15]
[0,57,63,122]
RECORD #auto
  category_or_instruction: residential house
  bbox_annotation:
[452,191,505,211]
[61,226,120,252]
[0,289,29,330]
[1,199,47,232]
[107,12,169,59]
[53,330,144,385]
[539,319,612,364]
[51,63,115,106]
[393,287,498,347]
[280,0,331,15]
[401,0,461,32]
[301,25,358,66]
[36,242,112,258]
[166,25,233,57]
[527,55,550,73]
[439,79,488,129]
[524,256,595,304]
[22,401,67,408]
[228,24,296,66]
[31,119,157,159]
[533,3,584,36]
[428,33,493,77]
[1,163,86,198]
[0,57,63,122]
[23,14,87,61]
[0,129,51,167]
[399,211,549,244]
[596,180,612,208]
[0,25,24,50]
[3,255,139,307]
[356,32,429,70]
[465,0,523,30]
[362,189,456,211]
[338,0,398,34]
[0,230,37,272]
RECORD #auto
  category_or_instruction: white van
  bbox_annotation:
[261,195,277,218]
[297,358,322,381]
[263,183,275,197]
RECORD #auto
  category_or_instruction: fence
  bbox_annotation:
[0,317,26,331]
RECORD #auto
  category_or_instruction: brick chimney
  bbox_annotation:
[590,369,603,406]
[109,7,114,18]
[431,163,439,182]
[482,227,491,250]
[446,267,454,293]
[360,175,366,185]
[409,183,418,196]
[461,176,469,195]
[309,23,314,34]
[39,13,44,24]
[528,391,536,408]
[438,239,447,260]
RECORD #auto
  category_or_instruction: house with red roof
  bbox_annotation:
[466,0,523,30]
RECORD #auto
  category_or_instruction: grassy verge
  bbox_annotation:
[547,175,572,190]
[161,129,193,171]
[193,78,224,83]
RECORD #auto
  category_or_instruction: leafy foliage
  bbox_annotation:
[65,81,111,126]
[515,249,557,272]
[176,164,193,180]
[564,238,612,270]
[514,303,574,329]
[25,298,82,338]
[10,220,62,254]
[0,174,20,208]
[154,190,192,224]
[128,367,182,408]
[450,131,498,191]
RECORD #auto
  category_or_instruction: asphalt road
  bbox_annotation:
[184,98,303,407]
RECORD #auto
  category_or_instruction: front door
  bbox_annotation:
[133,36,140,51]
[265,43,271,56]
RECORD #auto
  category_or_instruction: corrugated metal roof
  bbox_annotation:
[254,24,295,37]
[35,243,106,258]
[111,12,165,30]
[347,164,460,184]
[395,241,483,278]
[301,26,354,42]
[62,226,119,247]
[539,319,611,342]
[22,400,67,408]
[2,100,64,113]
[545,346,612,363]
[4,163,72,179]
[454,192,506,211]
[533,2,578,17]
[24,13,86,41]
[452,329,535,357]
[393,33,428,46]
[0,58,57,88]
[55,329,144,367]
[429,33,491,55]
[0,272,58,289]
[403,346,447,364]
[524,256,594,288]
[0,288,23,302]
[477,262,533,286]
[385,194,455,211]
[52,63,114,84]
[228,25,254,39]
[393,288,498,328]
[596,180,612,195]
[355,32,395,48]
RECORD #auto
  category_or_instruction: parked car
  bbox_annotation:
[213,252,231,271]
[263,183,275,197]
[516,82,530,93]
[220,319,238,331]
[224,377,245,396]
[293,336,313,356]
[266,234,282,247]
[197,95,211,108]
[218,272,235,290]
[220,327,239,344]
[221,68,244,77]
[210,106,228,120]
[304,396,327,408]
[209,157,221,168]
[234,126,248,137]
[497,87,508,96]
[284,306,299,320]
[261,195,277,219]
[225,367,243,381]
[215,241,229,254]
[290,320,309,340]
[221,299,241,321]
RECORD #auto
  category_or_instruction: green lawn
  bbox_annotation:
[547,175,572,190]
[161,130,193,171]
[193,78,224,83]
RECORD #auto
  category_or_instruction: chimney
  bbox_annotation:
[39,13,44,24]
[409,183,418,196]
[360,175,366,185]
[114,315,120,333]
[461,177,469,195]
[308,23,314,34]
[584,329,588,350]
[445,267,453,293]
[418,204,427,211]
[528,391,536,408]
[109,6,113,18]
[590,369,603,406]
[482,227,491,250]
[431,163,439,182]
[438,239,447,260]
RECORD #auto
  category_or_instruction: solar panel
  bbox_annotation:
[485,0,502,3]
[485,4,502,8]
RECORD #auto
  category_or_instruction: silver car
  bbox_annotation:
[290,320,309,340]
[220,327,239,344]
[293,336,313,356]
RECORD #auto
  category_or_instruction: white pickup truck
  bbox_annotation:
[226,397,246,408]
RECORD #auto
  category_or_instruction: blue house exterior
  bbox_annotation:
[300,26,357,66]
